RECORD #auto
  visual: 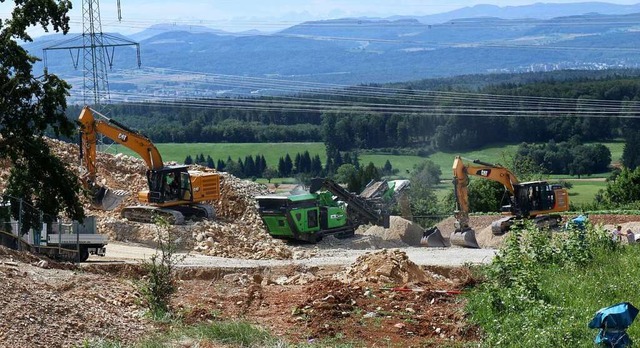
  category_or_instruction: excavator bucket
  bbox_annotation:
[420,226,449,247]
[91,186,128,211]
[449,228,480,248]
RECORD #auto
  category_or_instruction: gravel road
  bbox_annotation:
[94,242,497,268]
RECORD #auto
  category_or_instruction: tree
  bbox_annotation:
[383,160,393,175]
[224,159,243,178]
[622,130,640,170]
[411,161,442,188]
[216,159,225,171]
[205,155,215,169]
[335,164,357,185]
[311,155,323,176]
[1,0,84,232]
[263,167,278,183]
[244,155,256,177]
[284,153,293,177]
[277,157,286,177]
[409,160,440,221]
[196,153,205,165]
[604,167,640,206]
[184,155,193,165]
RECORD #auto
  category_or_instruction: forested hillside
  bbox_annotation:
[67,70,640,154]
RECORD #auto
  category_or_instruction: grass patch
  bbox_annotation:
[84,320,284,348]
[105,142,326,168]
[466,222,640,347]
[565,180,607,206]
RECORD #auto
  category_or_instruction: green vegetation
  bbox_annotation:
[565,180,607,206]
[83,320,284,348]
[1,0,84,232]
[105,142,326,167]
[137,219,185,320]
[467,221,640,347]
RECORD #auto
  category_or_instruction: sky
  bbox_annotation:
[2,0,640,35]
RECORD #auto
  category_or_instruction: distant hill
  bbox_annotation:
[400,2,640,23]
[26,5,640,100]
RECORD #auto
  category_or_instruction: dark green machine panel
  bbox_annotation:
[256,194,350,242]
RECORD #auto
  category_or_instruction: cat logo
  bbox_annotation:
[118,133,128,142]
[476,169,491,177]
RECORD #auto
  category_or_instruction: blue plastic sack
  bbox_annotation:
[589,302,639,347]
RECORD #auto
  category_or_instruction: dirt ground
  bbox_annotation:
[2,213,640,347]
[170,256,481,347]
[0,245,481,347]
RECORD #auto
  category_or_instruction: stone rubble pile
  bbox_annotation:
[0,251,150,347]
[337,249,433,285]
[1,138,294,260]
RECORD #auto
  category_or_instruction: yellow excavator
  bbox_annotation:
[424,156,570,248]
[78,106,221,224]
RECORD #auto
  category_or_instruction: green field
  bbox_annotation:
[105,142,326,167]
[106,141,622,206]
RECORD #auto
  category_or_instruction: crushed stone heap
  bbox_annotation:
[3,138,293,260]
[362,215,425,246]
[337,249,434,285]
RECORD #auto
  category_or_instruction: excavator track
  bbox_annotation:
[121,206,185,224]
[491,214,562,235]
[120,204,216,225]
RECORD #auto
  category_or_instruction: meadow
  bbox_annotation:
[106,141,623,206]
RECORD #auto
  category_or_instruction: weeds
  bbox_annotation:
[137,217,186,320]
[467,220,637,347]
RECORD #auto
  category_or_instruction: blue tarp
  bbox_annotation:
[565,214,588,230]
[589,302,639,347]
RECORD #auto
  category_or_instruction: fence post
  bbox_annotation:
[76,220,80,263]
[58,220,61,256]
[17,199,22,251]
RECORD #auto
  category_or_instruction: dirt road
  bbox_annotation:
[94,242,497,268]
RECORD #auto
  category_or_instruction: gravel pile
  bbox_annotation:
[0,250,150,347]
[362,216,424,246]
[337,249,435,285]
[1,138,293,260]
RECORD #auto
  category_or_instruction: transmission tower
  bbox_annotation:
[43,0,141,106]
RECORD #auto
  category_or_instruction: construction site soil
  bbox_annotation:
[1,138,639,346]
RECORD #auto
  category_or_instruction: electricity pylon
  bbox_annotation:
[43,0,141,106]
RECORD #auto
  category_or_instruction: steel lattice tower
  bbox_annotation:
[82,0,109,105]
[43,0,141,106]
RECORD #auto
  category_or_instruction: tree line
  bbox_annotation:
[515,141,611,177]
[65,72,640,155]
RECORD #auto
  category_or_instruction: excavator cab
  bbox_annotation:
[146,166,192,204]
[511,182,565,217]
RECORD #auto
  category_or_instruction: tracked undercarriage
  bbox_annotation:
[121,203,215,225]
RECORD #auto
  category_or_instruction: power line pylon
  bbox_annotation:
[43,0,141,106]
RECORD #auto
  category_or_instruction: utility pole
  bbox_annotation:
[43,0,141,106]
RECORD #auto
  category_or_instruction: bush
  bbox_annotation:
[138,218,185,320]
[467,221,618,347]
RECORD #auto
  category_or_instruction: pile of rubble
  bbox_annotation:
[0,249,150,347]
[0,138,294,260]
[362,216,425,246]
[337,249,443,285]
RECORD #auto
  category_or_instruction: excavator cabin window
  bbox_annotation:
[180,172,192,201]
[163,172,181,201]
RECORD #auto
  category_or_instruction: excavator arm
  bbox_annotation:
[78,106,164,210]
[422,156,522,248]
